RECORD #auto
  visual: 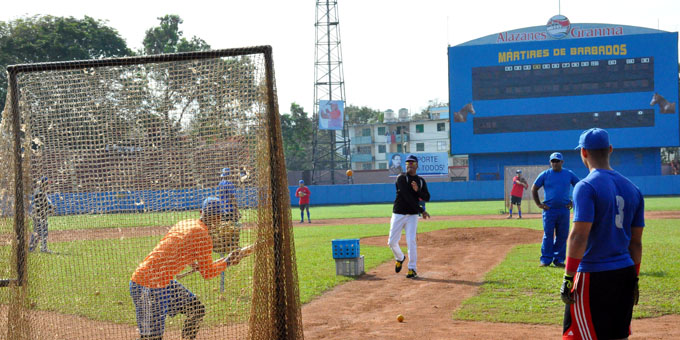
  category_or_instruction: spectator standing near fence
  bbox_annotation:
[507,169,528,219]
[295,180,311,223]
[532,152,580,267]
[561,128,644,340]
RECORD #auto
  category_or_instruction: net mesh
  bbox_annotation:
[0,48,303,340]
[503,165,547,215]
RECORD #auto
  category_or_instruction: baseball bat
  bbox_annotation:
[176,243,256,279]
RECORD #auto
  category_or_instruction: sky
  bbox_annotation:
[2,0,679,116]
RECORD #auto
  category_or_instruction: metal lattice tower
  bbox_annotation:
[311,0,350,185]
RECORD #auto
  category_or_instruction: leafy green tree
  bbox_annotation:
[142,15,210,55]
[345,105,382,125]
[281,103,313,170]
[0,15,131,112]
[414,99,448,120]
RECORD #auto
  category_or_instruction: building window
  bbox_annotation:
[362,163,372,170]
[397,144,403,153]
[362,128,371,137]
[378,126,386,135]
[416,143,425,151]
[378,145,386,153]
[437,140,447,151]
[396,126,407,134]
[437,122,446,131]
[416,124,424,133]
[358,146,371,154]
[378,162,387,169]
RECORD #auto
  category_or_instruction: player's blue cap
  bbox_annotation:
[516,169,522,173]
[550,152,563,161]
[575,128,610,150]
[221,167,230,177]
[299,180,304,184]
[202,197,227,217]
[405,154,418,163]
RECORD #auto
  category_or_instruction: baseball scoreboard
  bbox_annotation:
[448,21,679,155]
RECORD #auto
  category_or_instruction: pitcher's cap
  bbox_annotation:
[405,154,418,163]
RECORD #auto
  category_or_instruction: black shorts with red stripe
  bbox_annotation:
[563,265,637,340]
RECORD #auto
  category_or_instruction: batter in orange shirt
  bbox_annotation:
[129,197,238,340]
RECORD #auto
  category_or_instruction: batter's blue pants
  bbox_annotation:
[540,208,570,265]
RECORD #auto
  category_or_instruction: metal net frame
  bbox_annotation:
[0,46,302,340]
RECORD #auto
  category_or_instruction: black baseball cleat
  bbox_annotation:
[395,256,405,273]
[553,262,566,268]
[406,269,418,279]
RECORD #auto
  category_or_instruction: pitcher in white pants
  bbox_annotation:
[388,213,419,271]
[387,154,430,279]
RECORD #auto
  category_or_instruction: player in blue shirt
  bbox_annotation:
[532,152,580,267]
[560,128,644,340]
[218,168,240,222]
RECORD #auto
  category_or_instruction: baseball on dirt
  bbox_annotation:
[397,314,404,322]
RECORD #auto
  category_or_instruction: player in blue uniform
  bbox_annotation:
[218,167,239,222]
[561,128,644,340]
[532,152,580,267]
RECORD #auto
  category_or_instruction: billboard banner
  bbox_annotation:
[387,153,449,177]
[318,100,344,130]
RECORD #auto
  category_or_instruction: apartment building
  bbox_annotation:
[348,107,459,171]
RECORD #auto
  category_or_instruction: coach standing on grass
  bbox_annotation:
[532,152,580,267]
[388,154,430,279]
[560,128,644,340]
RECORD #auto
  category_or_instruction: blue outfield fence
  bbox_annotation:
[30,175,678,214]
[48,187,259,215]
[289,175,680,206]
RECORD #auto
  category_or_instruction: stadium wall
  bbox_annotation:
[468,148,661,181]
[289,174,680,206]
[28,175,676,215]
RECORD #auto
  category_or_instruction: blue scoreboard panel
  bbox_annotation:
[448,24,678,154]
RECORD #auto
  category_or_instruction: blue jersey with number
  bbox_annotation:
[533,168,580,208]
[573,169,645,272]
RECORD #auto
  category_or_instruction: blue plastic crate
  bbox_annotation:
[331,239,360,259]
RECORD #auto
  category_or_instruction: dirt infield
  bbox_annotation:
[3,210,678,245]
[301,225,680,340]
[2,212,679,339]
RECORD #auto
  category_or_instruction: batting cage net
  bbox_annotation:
[0,47,303,340]
[503,165,547,215]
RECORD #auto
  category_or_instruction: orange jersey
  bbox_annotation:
[131,219,227,288]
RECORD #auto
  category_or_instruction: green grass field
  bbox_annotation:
[35,196,679,232]
[1,197,677,328]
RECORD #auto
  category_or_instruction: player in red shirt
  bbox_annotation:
[295,180,311,223]
[507,169,529,219]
